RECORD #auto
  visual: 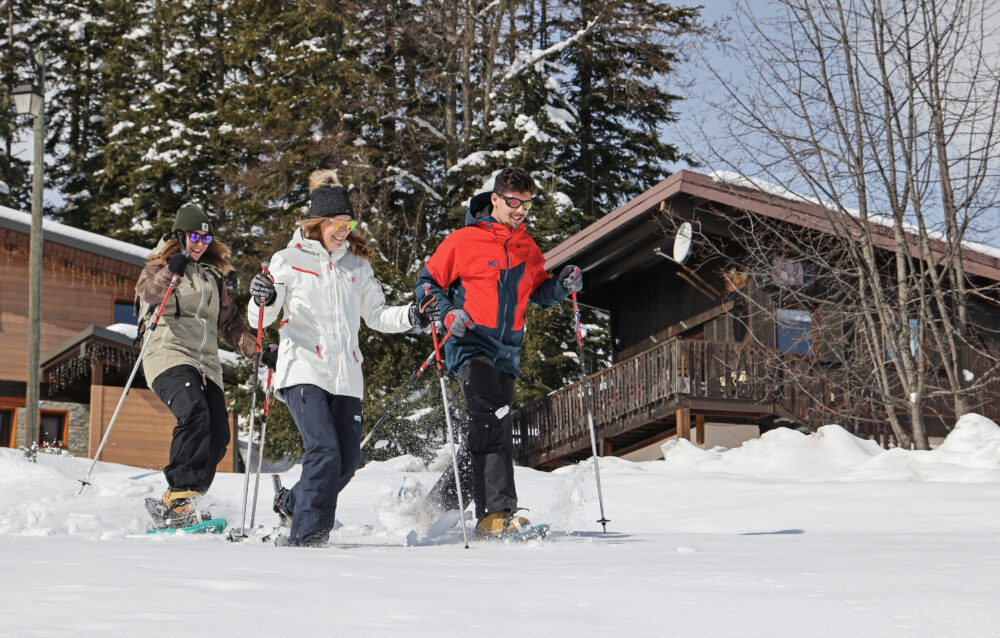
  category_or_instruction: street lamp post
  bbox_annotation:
[13,52,45,451]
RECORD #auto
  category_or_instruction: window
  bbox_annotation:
[0,409,12,447]
[39,411,68,448]
[776,308,813,355]
[113,299,138,325]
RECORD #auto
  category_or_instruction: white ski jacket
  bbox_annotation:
[248,228,414,399]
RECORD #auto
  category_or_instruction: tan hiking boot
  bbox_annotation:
[161,489,207,528]
[475,509,531,538]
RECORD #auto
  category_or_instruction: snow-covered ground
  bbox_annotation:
[3,415,999,637]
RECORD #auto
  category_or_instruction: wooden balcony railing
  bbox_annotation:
[512,338,780,462]
[512,336,1000,465]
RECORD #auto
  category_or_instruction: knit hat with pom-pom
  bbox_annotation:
[309,169,355,218]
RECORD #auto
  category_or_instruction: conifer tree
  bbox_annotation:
[1,0,46,212]
[557,0,699,223]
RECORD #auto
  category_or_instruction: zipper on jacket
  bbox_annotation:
[194,267,211,375]
[498,230,514,339]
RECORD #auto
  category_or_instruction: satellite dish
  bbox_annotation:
[672,221,693,265]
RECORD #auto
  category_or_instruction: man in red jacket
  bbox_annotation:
[415,167,583,537]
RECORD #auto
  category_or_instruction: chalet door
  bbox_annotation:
[0,409,12,447]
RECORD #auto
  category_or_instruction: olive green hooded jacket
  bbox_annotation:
[135,240,256,389]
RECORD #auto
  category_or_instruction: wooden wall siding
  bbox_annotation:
[607,259,722,360]
[89,385,234,473]
[1,230,140,384]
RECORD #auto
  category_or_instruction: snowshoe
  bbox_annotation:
[475,508,534,539]
[146,489,212,529]
[147,518,227,535]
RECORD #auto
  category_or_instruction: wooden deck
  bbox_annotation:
[511,337,999,468]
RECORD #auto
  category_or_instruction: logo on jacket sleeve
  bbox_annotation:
[487,259,499,268]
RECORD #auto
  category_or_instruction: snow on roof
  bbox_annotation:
[711,170,1000,262]
[0,205,150,266]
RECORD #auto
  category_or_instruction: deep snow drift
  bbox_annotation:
[2,415,999,637]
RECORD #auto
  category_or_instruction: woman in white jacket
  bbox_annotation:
[249,170,437,547]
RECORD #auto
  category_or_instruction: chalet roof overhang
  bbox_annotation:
[544,170,1000,284]
[0,205,149,267]
[41,325,239,391]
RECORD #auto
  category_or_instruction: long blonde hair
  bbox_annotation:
[305,169,373,260]
[147,233,234,273]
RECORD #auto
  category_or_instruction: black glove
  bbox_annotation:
[167,252,190,276]
[559,265,583,293]
[250,273,277,306]
[408,295,441,329]
[260,344,278,370]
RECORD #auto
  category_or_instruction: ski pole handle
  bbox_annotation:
[253,262,270,354]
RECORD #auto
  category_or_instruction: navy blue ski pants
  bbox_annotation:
[281,384,363,547]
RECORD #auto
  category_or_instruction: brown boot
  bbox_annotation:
[475,509,531,538]
[161,489,208,528]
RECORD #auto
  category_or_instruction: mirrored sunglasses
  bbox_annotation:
[187,231,213,244]
[494,192,533,211]
[330,219,358,231]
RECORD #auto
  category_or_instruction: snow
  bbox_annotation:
[515,113,553,144]
[105,323,138,338]
[2,416,999,635]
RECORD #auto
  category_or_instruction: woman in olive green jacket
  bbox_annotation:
[135,204,256,527]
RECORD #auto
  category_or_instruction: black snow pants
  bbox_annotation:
[151,365,230,493]
[280,384,363,547]
[425,355,517,520]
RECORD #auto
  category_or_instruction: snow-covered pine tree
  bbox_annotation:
[555,0,699,223]
[0,0,34,211]
[27,0,111,230]
[95,0,231,243]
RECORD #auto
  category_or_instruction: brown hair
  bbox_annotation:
[493,167,537,196]
[147,233,235,274]
[299,217,373,260]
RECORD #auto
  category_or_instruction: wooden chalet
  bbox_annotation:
[512,170,1000,468]
[0,206,236,472]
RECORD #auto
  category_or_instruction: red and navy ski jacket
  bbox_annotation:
[415,192,570,378]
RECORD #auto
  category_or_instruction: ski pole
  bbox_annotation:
[428,301,470,549]
[235,261,269,538]
[572,291,610,532]
[79,269,183,494]
[360,333,453,450]
[248,345,277,529]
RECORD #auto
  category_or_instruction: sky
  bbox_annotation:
[2,412,999,637]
